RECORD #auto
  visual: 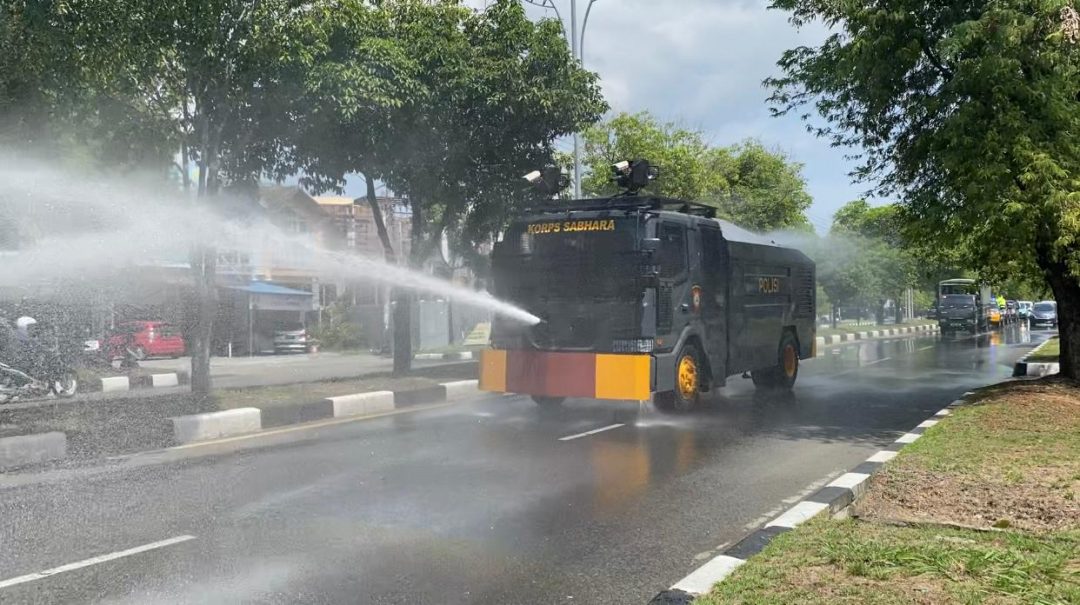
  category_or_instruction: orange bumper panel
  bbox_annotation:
[479,349,652,401]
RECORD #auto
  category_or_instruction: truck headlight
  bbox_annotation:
[612,338,655,353]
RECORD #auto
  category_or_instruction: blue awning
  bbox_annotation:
[227,282,313,297]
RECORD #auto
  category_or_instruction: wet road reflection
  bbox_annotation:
[0,327,1051,605]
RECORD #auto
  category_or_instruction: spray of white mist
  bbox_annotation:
[0,153,540,325]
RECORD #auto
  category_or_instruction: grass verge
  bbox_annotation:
[1027,337,1060,363]
[699,378,1080,604]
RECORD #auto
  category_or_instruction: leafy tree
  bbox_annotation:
[706,140,813,232]
[808,235,880,328]
[831,200,918,323]
[4,0,403,394]
[767,0,1080,376]
[580,112,716,200]
[287,0,606,373]
[579,112,812,231]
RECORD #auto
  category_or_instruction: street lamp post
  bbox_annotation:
[525,0,599,199]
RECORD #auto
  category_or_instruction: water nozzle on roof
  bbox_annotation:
[612,159,659,196]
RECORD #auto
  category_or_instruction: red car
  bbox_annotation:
[107,321,186,360]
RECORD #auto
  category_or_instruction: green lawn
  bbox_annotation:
[1028,337,1060,363]
[698,379,1080,604]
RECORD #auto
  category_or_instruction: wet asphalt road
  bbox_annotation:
[0,327,1049,604]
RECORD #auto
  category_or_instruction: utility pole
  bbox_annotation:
[570,0,581,199]
[525,0,598,199]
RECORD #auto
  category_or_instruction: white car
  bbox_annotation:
[273,324,310,354]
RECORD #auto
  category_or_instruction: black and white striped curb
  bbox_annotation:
[648,393,972,603]
[1013,337,1059,377]
[813,324,940,352]
[94,372,189,393]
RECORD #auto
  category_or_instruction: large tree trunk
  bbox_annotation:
[361,174,398,358]
[1043,264,1080,379]
[190,117,219,397]
[190,245,216,396]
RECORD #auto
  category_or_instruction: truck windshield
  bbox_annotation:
[495,217,641,301]
[941,295,975,309]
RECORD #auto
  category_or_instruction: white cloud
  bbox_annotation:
[464,1,872,228]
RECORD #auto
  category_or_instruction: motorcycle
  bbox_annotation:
[0,327,79,403]
[0,356,78,403]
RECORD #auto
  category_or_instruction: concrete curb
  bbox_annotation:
[164,379,479,444]
[1013,337,1059,377]
[91,371,189,394]
[414,351,475,361]
[170,408,262,444]
[651,391,969,602]
[814,324,939,355]
[0,432,68,469]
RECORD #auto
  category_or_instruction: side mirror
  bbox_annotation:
[641,238,661,254]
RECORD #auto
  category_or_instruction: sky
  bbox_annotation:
[343,0,867,232]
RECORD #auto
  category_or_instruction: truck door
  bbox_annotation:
[656,221,691,347]
[699,226,728,383]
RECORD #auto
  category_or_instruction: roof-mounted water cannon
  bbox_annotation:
[522,166,569,197]
[612,159,659,195]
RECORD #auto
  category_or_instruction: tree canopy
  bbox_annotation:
[3,0,607,380]
[578,111,813,232]
[767,0,1080,375]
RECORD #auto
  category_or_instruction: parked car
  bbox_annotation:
[1029,301,1058,329]
[106,321,186,360]
[1018,300,1033,320]
[273,323,310,354]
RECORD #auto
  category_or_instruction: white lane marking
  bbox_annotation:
[828,472,870,490]
[558,423,625,442]
[895,432,921,444]
[765,501,829,528]
[917,345,935,351]
[867,450,898,463]
[863,356,892,366]
[671,555,746,594]
[917,419,939,428]
[0,535,196,590]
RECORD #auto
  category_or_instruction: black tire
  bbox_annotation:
[655,343,703,413]
[752,331,800,391]
[531,395,565,407]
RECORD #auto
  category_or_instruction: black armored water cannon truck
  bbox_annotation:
[480,160,816,412]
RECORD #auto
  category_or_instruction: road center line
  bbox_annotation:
[863,356,892,366]
[558,423,625,442]
[917,345,935,351]
[0,535,196,590]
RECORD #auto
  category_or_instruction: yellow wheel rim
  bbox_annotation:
[783,345,797,377]
[677,355,697,399]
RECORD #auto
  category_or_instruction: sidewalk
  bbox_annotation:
[694,378,1079,604]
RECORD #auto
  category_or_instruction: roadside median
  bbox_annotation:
[1014,336,1060,377]
[815,322,940,353]
[1,364,480,468]
[678,378,1079,604]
